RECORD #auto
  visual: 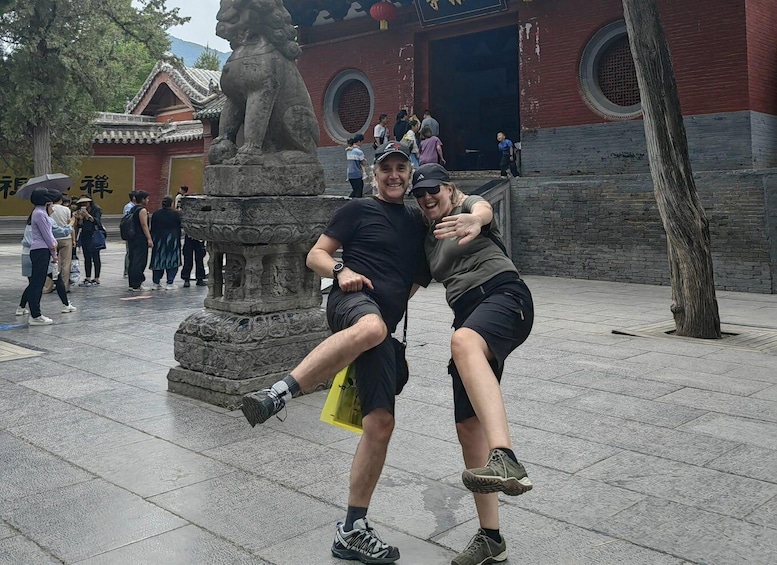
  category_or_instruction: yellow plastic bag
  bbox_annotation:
[320,364,363,434]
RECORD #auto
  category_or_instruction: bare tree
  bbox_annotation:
[622,0,721,338]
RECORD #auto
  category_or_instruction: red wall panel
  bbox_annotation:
[297,1,766,140]
[745,0,777,115]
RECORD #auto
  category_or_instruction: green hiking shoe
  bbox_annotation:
[451,529,507,565]
[462,448,533,496]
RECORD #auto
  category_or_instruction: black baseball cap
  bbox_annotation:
[411,163,451,190]
[374,141,411,164]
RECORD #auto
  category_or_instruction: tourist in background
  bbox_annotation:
[345,134,367,199]
[74,196,104,286]
[42,190,74,293]
[372,113,389,149]
[401,118,421,167]
[497,131,519,178]
[180,235,206,288]
[419,125,445,166]
[174,185,188,210]
[127,190,152,291]
[421,109,440,138]
[393,109,409,141]
[123,191,137,278]
[149,195,182,290]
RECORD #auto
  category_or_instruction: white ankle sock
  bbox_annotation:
[270,381,291,401]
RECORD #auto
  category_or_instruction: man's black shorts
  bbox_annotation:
[327,289,399,417]
[448,276,534,423]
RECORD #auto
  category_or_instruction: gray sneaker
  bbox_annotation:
[240,388,285,427]
[331,518,399,564]
[462,448,533,496]
[451,529,507,565]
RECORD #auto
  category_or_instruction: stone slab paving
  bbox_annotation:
[0,241,775,564]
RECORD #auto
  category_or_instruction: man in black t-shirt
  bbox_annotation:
[241,141,429,564]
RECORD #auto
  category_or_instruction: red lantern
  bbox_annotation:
[370,1,398,31]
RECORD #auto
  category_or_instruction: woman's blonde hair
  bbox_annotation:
[445,182,467,208]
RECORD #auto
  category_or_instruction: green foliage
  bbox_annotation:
[0,0,15,15]
[193,45,222,71]
[0,0,187,173]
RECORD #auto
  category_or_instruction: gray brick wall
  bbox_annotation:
[317,144,379,197]
[752,112,777,169]
[520,111,757,177]
[765,172,777,292]
[512,170,776,293]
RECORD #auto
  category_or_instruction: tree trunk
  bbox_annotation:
[622,0,721,338]
[33,123,52,176]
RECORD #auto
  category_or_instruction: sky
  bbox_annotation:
[136,0,231,52]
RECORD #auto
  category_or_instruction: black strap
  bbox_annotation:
[401,305,408,346]
[369,196,411,345]
[483,228,508,257]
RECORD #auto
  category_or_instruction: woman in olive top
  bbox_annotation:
[411,162,535,565]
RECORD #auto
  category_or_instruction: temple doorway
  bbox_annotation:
[429,26,520,171]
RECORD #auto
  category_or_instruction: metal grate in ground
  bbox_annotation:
[613,321,777,355]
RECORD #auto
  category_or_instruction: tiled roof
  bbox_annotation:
[125,56,221,115]
[192,93,227,120]
[93,114,203,144]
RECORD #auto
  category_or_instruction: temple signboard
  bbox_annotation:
[415,0,508,27]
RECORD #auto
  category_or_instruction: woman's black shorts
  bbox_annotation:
[448,275,534,423]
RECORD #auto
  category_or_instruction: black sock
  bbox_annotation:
[283,374,301,397]
[482,528,501,543]
[345,506,368,531]
[497,447,518,463]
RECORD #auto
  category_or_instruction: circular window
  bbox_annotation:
[323,70,375,142]
[580,21,642,119]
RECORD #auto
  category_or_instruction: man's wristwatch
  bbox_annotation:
[332,262,345,280]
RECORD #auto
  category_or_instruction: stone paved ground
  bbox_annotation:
[0,240,776,564]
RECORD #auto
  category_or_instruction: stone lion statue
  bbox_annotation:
[209,0,320,166]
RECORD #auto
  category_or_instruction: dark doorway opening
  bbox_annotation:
[429,26,519,171]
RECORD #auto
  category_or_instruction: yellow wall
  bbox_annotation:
[0,156,135,216]
[168,156,204,195]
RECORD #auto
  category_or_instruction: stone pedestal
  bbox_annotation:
[204,163,325,197]
[167,193,347,408]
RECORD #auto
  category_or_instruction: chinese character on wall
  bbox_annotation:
[0,176,30,199]
[427,0,465,10]
[79,175,112,199]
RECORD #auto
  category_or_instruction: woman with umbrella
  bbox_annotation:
[18,189,78,319]
[74,196,105,286]
[21,188,59,325]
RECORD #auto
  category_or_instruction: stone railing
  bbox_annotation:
[459,177,512,257]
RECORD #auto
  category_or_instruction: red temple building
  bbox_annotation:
[283,0,777,292]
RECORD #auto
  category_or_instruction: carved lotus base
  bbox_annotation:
[204,163,326,196]
[167,307,331,409]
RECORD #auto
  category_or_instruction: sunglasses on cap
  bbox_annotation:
[410,185,442,198]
